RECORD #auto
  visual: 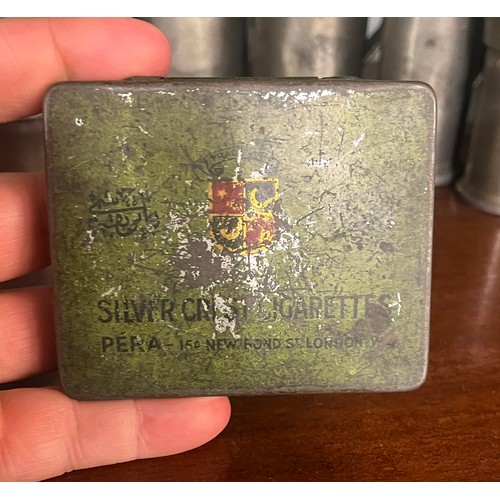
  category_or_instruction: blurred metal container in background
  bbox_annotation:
[362,18,383,79]
[248,18,367,77]
[149,18,245,77]
[456,18,500,215]
[380,18,478,186]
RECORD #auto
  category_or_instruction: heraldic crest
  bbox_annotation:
[209,179,279,254]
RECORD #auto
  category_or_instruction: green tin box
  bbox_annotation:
[44,78,435,400]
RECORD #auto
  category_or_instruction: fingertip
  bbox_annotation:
[128,18,171,75]
[205,396,232,439]
[50,17,171,80]
[137,396,232,458]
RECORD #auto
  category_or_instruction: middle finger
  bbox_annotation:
[0,172,49,283]
[0,286,56,383]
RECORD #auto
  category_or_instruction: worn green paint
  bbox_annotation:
[44,78,435,400]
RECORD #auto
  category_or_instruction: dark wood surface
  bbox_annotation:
[51,187,500,481]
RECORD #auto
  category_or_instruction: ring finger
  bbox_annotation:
[0,172,49,283]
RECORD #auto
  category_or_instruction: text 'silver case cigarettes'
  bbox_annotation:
[44,78,435,400]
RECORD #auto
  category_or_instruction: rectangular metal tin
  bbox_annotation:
[44,78,435,400]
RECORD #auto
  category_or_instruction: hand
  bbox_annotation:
[0,18,231,482]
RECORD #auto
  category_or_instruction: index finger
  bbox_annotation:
[0,17,170,123]
[0,18,170,281]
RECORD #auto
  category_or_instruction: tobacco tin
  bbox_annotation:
[44,78,435,399]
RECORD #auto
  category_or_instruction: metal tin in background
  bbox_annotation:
[380,18,479,186]
[148,18,245,77]
[362,18,383,80]
[456,18,500,214]
[248,18,367,77]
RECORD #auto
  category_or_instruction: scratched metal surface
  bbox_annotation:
[44,78,435,399]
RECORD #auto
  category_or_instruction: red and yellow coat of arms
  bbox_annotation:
[209,179,279,254]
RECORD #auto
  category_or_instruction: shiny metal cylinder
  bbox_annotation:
[149,18,245,77]
[456,19,500,214]
[380,18,477,186]
[248,17,367,77]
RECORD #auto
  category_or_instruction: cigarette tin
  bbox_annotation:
[44,78,435,399]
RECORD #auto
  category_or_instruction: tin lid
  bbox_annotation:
[44,78,435,399]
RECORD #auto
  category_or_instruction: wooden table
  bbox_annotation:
[51,187,500,481]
